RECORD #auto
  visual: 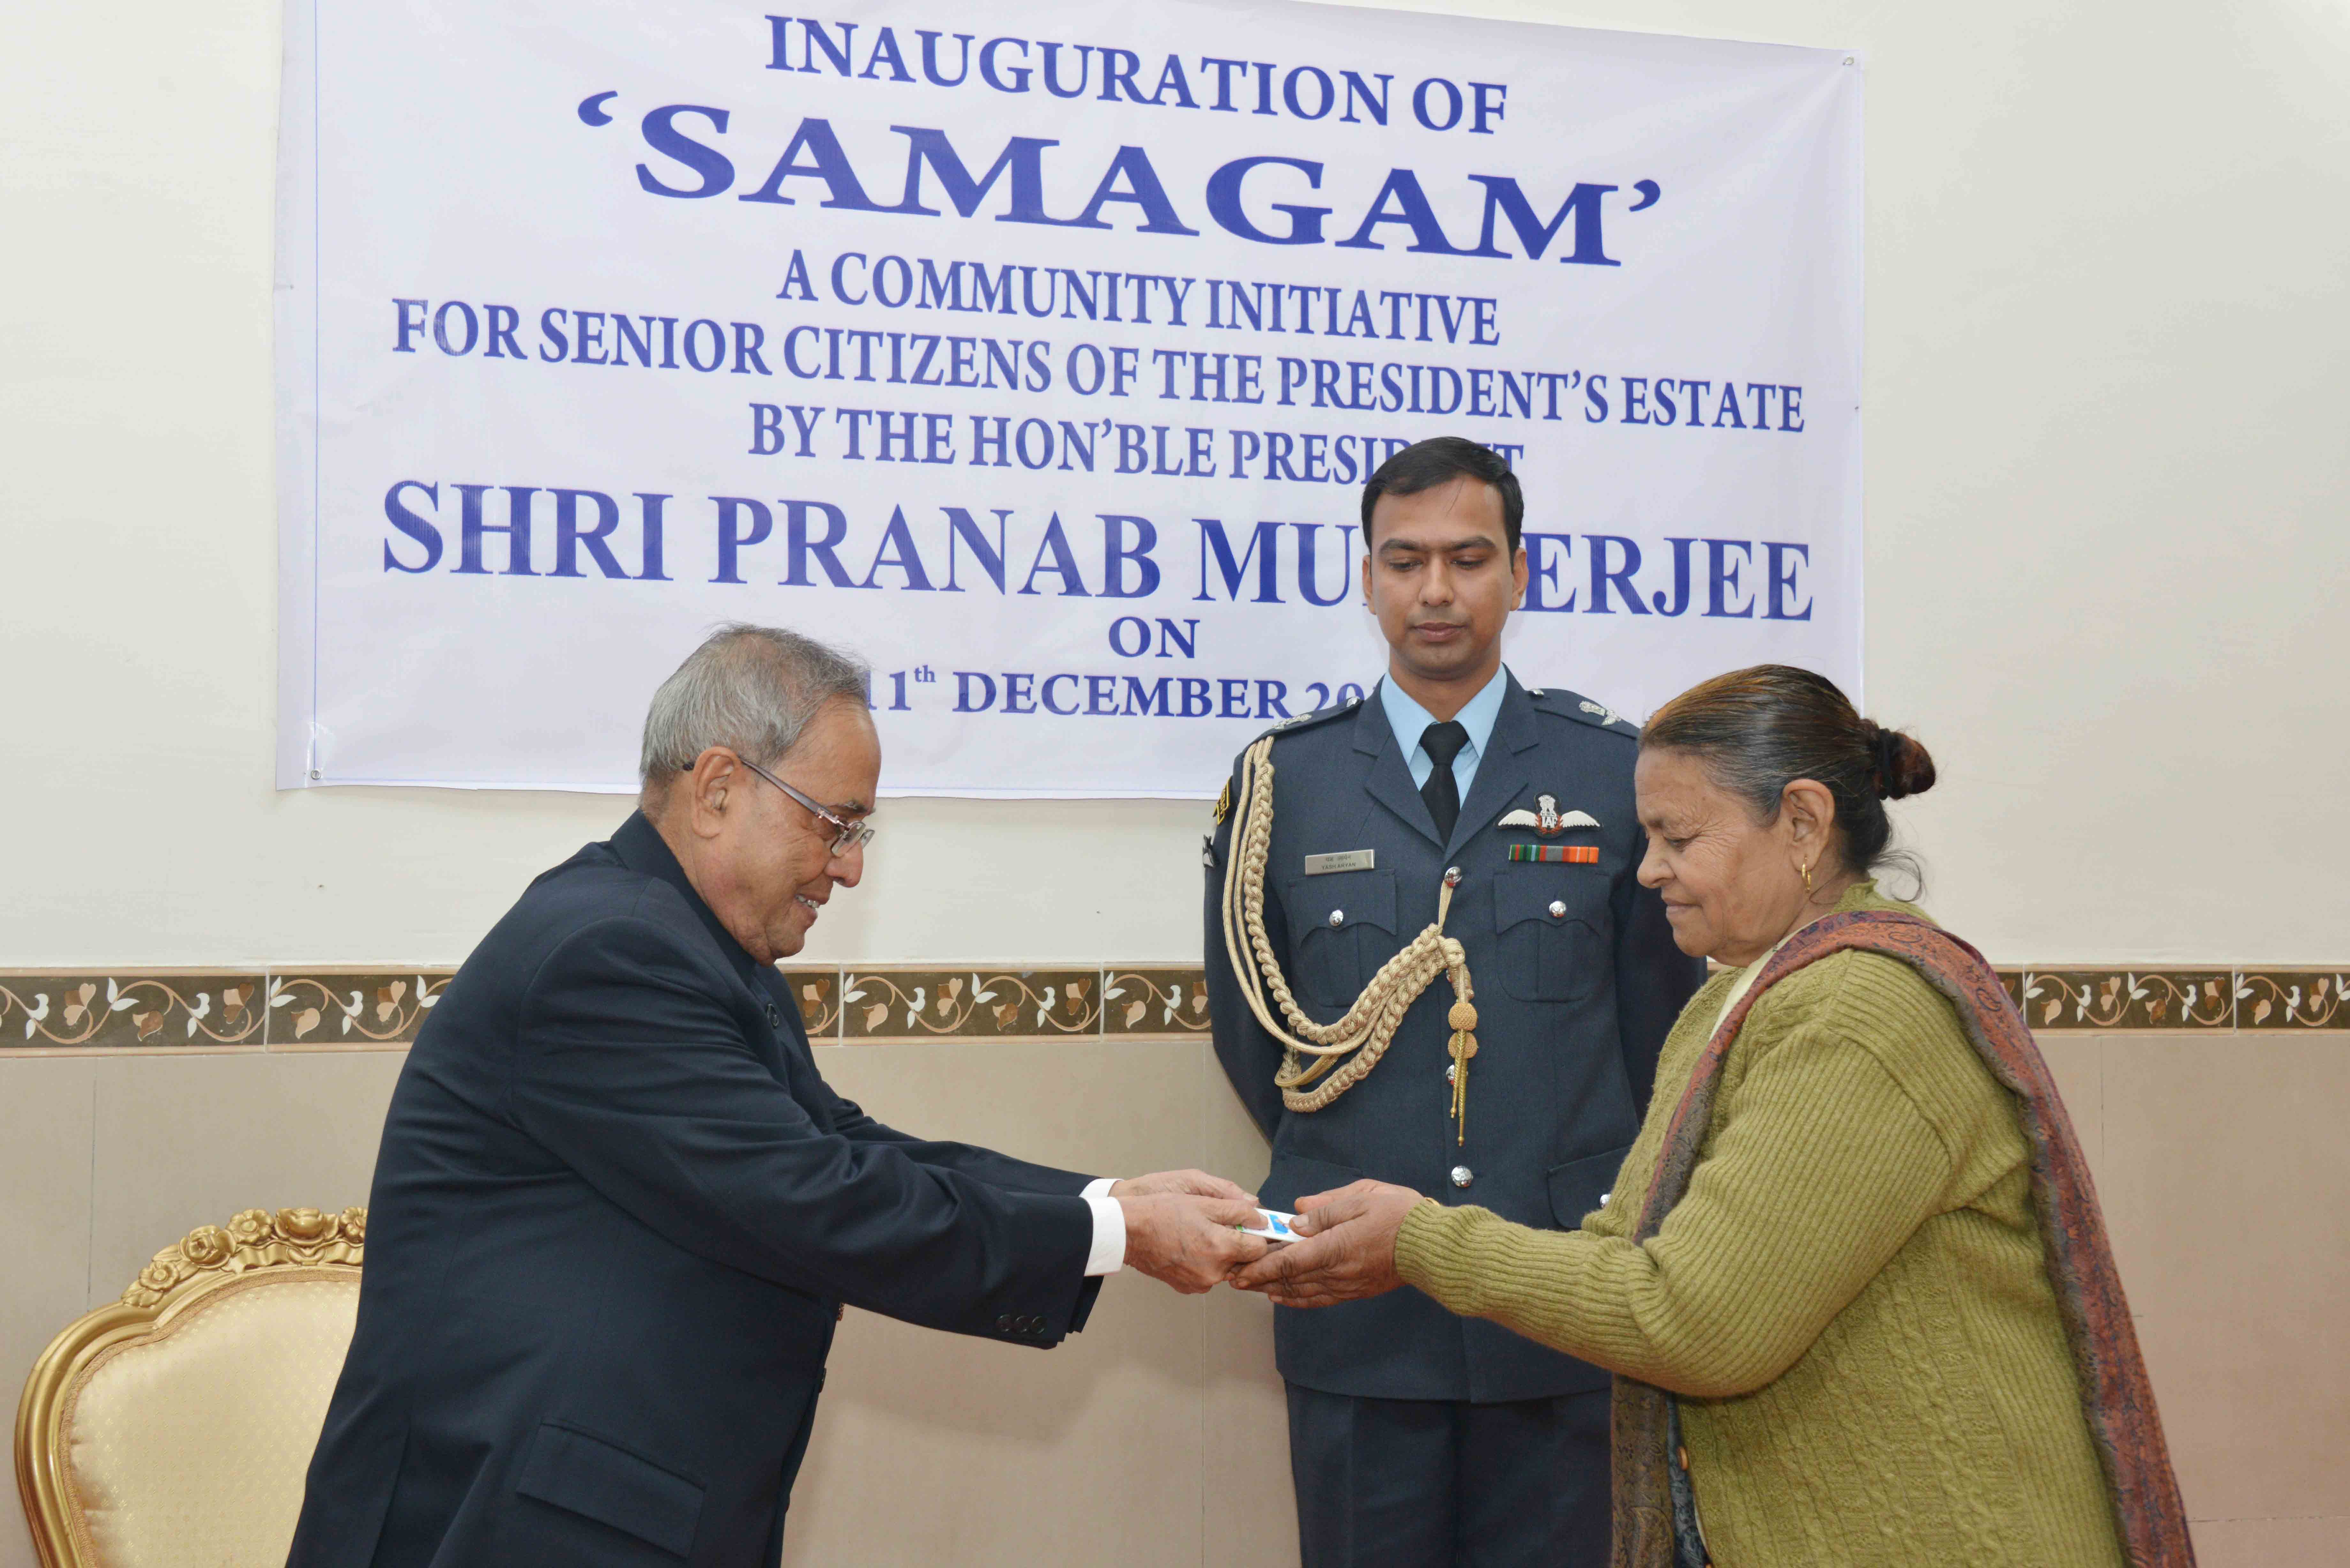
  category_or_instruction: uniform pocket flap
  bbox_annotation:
[1262,1153,1363,1212]
[1285,868,1397,935]
[516,1422,706,1558]
[1493,871,1600,932]
[1546,1143,1634,1228]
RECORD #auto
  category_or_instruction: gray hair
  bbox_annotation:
[639,623,870,786]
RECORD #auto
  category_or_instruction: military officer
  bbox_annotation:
[1205,437,1706,1567]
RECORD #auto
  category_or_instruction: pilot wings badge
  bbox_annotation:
[1495,795,1602,836]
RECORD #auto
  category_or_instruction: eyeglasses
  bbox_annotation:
[688,754,875,857]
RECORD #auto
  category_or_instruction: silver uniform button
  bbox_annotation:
[1444,865,1462,886]
[1549,899,1567,917]
[1328,909,1345,928]
[1445,1062,1458,1084]
[1450,1165,1474,1188]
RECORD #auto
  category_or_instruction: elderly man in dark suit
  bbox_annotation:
[290,624,1264,1568]
[1206,439,1708,1568]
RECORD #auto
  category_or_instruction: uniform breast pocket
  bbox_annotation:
[1493,872,1606,1003]
[1285,870,1398,1009]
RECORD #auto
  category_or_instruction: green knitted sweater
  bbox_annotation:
[1395,883,2126,1566]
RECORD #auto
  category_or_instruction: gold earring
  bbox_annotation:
[1800,859,1814,894]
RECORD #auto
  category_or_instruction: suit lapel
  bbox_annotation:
[1354,696,1445,848]
[1448,673,1542,859]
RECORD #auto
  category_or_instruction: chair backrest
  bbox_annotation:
[14,1207,366,1568]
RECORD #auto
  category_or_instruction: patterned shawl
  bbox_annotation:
[1610,910,2195,1568]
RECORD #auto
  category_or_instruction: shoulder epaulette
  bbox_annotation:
[1213,697,1361,830]
[1254,697,1361,744]
[1525,685,1641,740]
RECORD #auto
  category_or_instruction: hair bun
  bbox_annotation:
[1868,723,1937,800]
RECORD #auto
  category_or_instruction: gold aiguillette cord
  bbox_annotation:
[1221,735,1480,1141]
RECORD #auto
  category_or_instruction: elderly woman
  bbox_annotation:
[1236,665,2191,1568]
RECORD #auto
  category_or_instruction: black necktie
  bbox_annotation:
[1419,720,1470,841]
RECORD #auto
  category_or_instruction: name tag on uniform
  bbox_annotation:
[1303,849,1376,876]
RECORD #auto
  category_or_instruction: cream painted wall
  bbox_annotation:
[3,0,2346,971]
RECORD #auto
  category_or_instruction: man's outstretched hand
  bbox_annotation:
[1109,1169,1257,1203]
[1120,1193,1268,1293]
[1229,1180,1426,1307]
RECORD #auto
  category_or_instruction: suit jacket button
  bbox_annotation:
[1328,909,1344,928]
[1450,1166,1473,1188]
[996,1315,1013,1332]
[764,1002,781,1027]
[1549,900,1567,918]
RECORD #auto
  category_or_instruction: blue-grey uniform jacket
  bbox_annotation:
[1206,672,1707,1403]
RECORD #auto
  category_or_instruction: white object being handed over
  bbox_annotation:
[1237,1208,1300,1245]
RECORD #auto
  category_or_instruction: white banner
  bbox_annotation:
[277,0,1862,795]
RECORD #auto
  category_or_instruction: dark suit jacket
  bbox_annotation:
[289,813,1103,1567]
[1206,673,1706,1403]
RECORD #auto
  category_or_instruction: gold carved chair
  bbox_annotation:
[14,1207,366,1568]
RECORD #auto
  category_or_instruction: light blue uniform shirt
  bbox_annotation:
[1377,666,1509,803]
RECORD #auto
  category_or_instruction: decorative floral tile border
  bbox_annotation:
[2232,971,2350,1030]
[0,970,455,1050]
[263,973,453,1046]
[0,974,269,1048]
[837,969,1103,1042]
[2016,971,2236,1031]
[2009,969,2350,1032]
[4,964,2343,1052]
[1102,969,1213,1037]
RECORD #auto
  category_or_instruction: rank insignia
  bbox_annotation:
[1212,778,1233,825]
[1509,844,1599,864]
[1494,795,1601,836]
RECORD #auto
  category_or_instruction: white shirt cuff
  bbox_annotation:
[1080,1178,1125,1276]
